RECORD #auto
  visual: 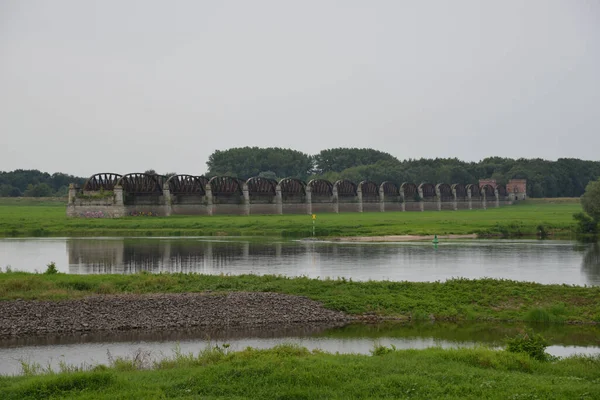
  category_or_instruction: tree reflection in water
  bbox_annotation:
[582,243,600,285]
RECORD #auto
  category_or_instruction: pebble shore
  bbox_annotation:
[0,292,351,337]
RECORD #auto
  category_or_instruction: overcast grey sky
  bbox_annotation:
[1,0,599,177]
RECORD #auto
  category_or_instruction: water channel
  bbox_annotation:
[1,238,599,375]
[1,321,599,376]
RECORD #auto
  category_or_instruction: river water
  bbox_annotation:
[1,237,599,375]
[1,237,599,285]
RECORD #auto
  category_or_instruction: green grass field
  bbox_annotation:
[2,273,598,323]
[0,198,582,238]
[1,345,598,399]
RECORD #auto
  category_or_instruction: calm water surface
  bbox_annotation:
[1,322,599,376]
[0,238,598,285]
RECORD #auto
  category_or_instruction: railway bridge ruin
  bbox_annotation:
[67,173,526,218]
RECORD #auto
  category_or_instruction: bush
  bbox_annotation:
[505,331,550,361]
[573,212,598,235]
[44,262,59,275]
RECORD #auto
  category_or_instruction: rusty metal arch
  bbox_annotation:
[419,183,436,198]
[481,184,496,198]
[436,183,452,200]
[208,176,244,194]
[380,181,399,196]
[400,182,417,199]
[496,184,508,197]
[307,179,333,196]
[452,183,467,199]
[334,179,357,196]
[166,175,208,195]
[83,173,122,191]
[246,177,277,195]
[359,181,379,196]
[467,184,481,198]
[279,178,306,195]
[116,173,162,194]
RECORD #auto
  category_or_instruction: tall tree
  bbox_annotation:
[581,178,600,222]
[313,148,399,174]
[206,147,313,180]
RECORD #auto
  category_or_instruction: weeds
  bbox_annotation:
[106,348,153,371]
[370,343,397,356]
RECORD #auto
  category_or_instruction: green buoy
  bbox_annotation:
[432,235,439,244]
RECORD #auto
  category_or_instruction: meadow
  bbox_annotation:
[1,272,598,323]
[1,344,598,399]
[0,198,582,238]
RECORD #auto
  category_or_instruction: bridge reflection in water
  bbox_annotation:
[64,238,600,286]
[70,239,257,275]
[67,238,367,276]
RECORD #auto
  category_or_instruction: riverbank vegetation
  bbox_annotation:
[0,199,582,238]
[1,344,598,399]
[1,273,598,323]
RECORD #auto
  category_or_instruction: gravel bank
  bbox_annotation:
[0,292,351,337]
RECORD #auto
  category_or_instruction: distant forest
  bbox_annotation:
[2,147,599,198]
[0,170,85,198]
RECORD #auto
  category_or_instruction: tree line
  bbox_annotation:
[0,170,85,197]
[2,148,599,197]
[207,147,600,198]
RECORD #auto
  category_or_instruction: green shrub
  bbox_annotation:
[44,262,58,275]
[573,212,598,234]
[505,331,550,361]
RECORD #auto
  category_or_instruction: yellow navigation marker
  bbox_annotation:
[312,214,316,220]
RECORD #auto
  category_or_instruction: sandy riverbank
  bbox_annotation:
[332,234,478,242]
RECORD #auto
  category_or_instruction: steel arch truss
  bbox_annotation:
[452,184,467,200]
[481,184,496,198]
[308,179,333,196]
[246,177,277,195]
[83,173,122,191]
[359,181,379,196]
[209,176,243,194]
[279,178,306,195]
[167,175,208,195]
[467,184,480,199]
[116,173,163,194]
[401,182,417,200]
[419,183,436,199]
[334,179,357,196]
[436,183,453,201]
[380,181,399,196]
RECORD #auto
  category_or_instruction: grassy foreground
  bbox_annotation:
[1,273,598,323]
[1,345,599,399]
[0,198,582,237]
